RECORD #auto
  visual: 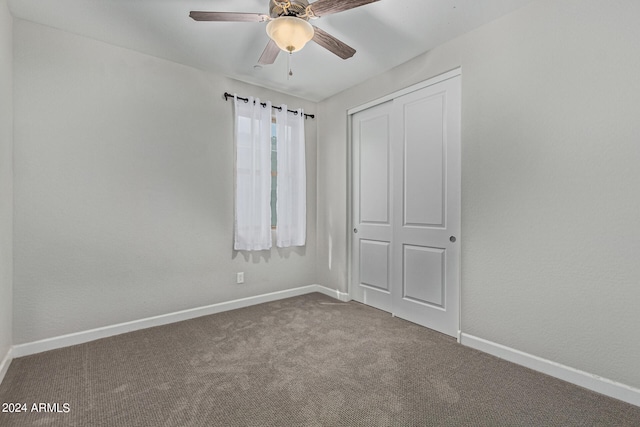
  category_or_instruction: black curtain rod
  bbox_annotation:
[223,92,315,120]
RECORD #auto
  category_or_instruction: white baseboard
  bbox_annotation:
[316,286,351,302]
[0,346,12,385]
[11,285,348,359]
[460,333,640,408]
[6,294,638,409]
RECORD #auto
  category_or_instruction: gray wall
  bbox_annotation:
[13,19,317,344]
[0,0,13,363]
[318,0,640,390]
[9,0,640,395]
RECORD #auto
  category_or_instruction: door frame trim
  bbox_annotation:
[347,67,462,336]
[347,68,461,116]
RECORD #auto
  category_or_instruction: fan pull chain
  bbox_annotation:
[287,52,293,80]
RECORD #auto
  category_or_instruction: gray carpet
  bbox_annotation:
[1,293,639,426]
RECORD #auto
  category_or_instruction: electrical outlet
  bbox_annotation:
[236,272,244,284]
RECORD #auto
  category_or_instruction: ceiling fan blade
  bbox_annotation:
[312,26,356,60]
[258,40,280,65]
[189,11,269,22]
[309,0,380,17]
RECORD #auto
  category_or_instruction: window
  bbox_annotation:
[233,95,306,250]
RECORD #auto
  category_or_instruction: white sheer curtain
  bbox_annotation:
[234,95,273,251]
[275,106,306,247]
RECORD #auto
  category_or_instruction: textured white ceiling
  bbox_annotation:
[8,0,534,101]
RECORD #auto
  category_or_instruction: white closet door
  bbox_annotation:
[351,101,394,312]
[351,73,461,337]
[391,76,461,337]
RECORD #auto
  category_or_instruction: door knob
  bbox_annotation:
[354,228,358,234]
[450,236,456,243]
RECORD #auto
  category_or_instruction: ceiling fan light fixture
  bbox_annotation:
[266,16,314,53]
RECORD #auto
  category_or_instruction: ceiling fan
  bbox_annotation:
[190,0,380,65]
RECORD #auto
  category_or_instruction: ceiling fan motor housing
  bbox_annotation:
[189,0,366,62]
[269,0,311,19]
